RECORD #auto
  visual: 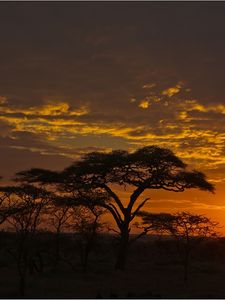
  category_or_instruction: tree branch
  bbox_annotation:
[162,186,185,192]
[107,226,120,235]
[129,226,152,244]
[131,197,150,221]
[102,184,126,214]
[100,203,123,231]
[128,185,145,212]
[108,202,123,223]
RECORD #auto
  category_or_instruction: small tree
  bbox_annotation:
[0,184,52,296]
[70,205,105,272]
[15,146,215,270]
[44,190,107,272]
[137,211,219,281]
[0,187,23,226]
[47,204,73,266]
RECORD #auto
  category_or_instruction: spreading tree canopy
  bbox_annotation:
[15,146,214,269]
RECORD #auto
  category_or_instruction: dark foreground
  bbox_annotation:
[0,232,225,298]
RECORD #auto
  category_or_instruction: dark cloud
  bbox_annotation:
[0,120,13,136]
[0,2,225,107]
[0,2,225,185]
[0,147,72,183]
[0,131,55,150]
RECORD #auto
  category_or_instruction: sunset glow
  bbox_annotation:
[1,2,225,233]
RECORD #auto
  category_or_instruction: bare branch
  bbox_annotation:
[131,197,150,221]
[129,225,152,244]
[102,184,126,214]
[100,203,123,231]
[128,185,145,212]
[108,202,123,223]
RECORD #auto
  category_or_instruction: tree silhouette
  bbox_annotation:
[47,204,73,266]
[15,146,214,270]
[0,186,26,226]
[70,205,105,272]
[0,184,52,297]
[137,211,218,281]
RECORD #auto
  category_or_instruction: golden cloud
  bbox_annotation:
[162,83,182,97]
[0,96,7,105]
[1,97,225,181]
[178,99,225,115]
[142,83,156,89]
[0,101,89,117]
[139,99,150,109]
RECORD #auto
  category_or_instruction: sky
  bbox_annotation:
[1,2,225,232]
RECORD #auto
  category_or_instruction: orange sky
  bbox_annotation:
[0,2,225,234]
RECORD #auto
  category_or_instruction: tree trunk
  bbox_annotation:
[184,247,190,282]
[17,240,27,297]
[115,227,129,270]
[18,257,27,298]
[83,246,89,273]
[55,230,60,265]
[19,272,26,297]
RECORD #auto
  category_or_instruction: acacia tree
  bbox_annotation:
[0,191,10,225]
[0,184,52,297]
[137,211,218,281]
[15,146,214,270]
[47,192,107,272]
[0,186,23,226]
[70,205,105,272]
[47,205,73,265]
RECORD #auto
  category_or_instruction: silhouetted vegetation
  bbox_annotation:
[137,211,219,281]
[15,146,214,270]
[0,146,220,298]
[0,185,52,297]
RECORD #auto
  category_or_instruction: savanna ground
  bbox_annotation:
[0,232,225,299]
